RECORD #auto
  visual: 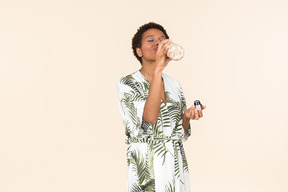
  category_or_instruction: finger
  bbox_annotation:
[158,39,171,54]
[190,105,196,119]
[194,108,199,120]
[165,57,172,65]
[198,109,203,117]
[187,109,192,119]
[190,106,195,119]
[202,105,206,110]
[158,39,170,50]
[163,40,172,54]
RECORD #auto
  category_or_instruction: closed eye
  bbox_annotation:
[147,37,166,42]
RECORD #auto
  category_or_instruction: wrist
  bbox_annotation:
[183,114,190,121]
[153,69,162,76]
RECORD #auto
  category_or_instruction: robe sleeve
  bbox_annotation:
[117,78,147,139]
[179,83,191,142]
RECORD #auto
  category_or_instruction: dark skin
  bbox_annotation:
[136,28,206,132]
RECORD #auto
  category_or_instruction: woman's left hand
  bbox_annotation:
[184,105,206,120]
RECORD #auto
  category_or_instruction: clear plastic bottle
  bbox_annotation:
[167,42,184,61]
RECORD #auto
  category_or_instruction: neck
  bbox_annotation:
[139,60,159,83]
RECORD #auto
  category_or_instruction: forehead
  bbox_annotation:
[142,28,165,38]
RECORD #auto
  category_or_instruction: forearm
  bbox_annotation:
[142,70,162,124]
[182,115,190,132]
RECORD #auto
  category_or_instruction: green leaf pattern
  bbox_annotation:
[118,71,191,192]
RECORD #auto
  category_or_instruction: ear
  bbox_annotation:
[136,47,142,57]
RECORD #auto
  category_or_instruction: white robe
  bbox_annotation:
[117,70,191,192]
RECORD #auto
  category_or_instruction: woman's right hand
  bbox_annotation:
[154,39,172,72]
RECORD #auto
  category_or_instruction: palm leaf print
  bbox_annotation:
[153,141,176,167]
[166,91,182,123]
[179,87,187,115]
[128,148,155,191]
[120,76,142,95]
[118,72,192,192]
[179,143,189,173]
[141,179,155,192]
[124,120,131,137]
[153,119,163,137]
[129,149,148,184]
[174,142,181,179]
[153,141,168,158]
[130,184,142,192]
[120,93,143,137]
[146,143,155,179]
[127,144,132,166]
[159,102,171,130]
[165,178,176,192]
[121,95,137,124]
[172,121,184,136]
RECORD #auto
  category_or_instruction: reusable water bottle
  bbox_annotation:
[167,42,184,61]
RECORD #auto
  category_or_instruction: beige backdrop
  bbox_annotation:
[0,0,287,191]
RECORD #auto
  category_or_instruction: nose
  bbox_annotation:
[155,39,161,46]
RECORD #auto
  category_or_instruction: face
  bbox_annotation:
[136,28,167,63]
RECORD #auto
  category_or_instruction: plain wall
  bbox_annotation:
[0,0,287,191]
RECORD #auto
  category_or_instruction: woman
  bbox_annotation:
[117,22,206,192]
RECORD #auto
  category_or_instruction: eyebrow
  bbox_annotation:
[145,35,166,39]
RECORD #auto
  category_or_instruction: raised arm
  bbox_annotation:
[142,39,171,124]
[142,70,163,124]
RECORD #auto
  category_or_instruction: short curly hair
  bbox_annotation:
[132,22,170,64]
